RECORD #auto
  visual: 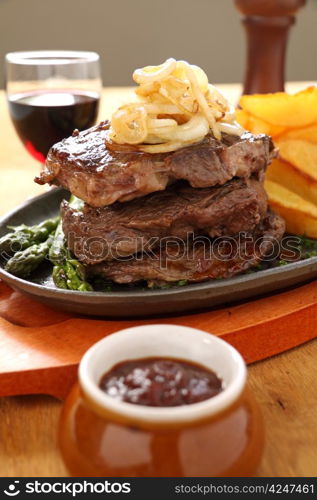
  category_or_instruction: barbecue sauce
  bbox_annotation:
[99,357,223,407]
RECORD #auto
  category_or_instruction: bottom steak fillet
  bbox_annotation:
[61,178,267,264]
[87,212,285,286]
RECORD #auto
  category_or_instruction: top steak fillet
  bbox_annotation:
[35,120,276,207]
[61,178,267,264]
[87,212,285,286]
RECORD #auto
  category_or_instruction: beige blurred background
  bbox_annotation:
[0,0,316,87]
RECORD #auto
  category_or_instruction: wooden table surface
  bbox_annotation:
[0,85,317,477]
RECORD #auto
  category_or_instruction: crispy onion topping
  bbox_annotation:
[108,59,245,153]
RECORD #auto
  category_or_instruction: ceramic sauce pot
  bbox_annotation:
[59,325,264,476]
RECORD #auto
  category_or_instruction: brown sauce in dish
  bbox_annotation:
[99,357,223,407]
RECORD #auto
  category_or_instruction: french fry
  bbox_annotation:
[277,123,317,144]
[235,109,250,129]
[265,180,317,238]
[276,140,317,180]
[239,87,317,237]
[247,115,286,137]
[239,87,317,128]
[236,109,286,137]
[267,157,317,207]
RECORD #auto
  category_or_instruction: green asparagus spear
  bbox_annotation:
[52,260,93,292]
[68,195,84,211]
[49,195,84,265]
[48,219,66,265]
[0,217,59,255]
[5,235,54,278]
[3,193,91,290]
[49,195,92,291]
[52,265,69,289]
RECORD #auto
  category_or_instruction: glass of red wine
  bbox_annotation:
[5,51,101,163]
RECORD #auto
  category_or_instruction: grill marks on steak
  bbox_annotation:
[87,212,285,285]
[35,120,276,207]
[61,178,268,264]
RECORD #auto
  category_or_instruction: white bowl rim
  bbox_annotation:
[79,324,247,424]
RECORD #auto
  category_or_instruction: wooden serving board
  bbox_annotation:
[0,280,316,400]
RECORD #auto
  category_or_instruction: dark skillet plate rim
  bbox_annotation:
[0,189,317,299]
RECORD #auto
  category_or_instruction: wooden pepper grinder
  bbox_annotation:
[234,0,306,94]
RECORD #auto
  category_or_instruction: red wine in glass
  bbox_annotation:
[5,51,102,163]
[8,89,100,162]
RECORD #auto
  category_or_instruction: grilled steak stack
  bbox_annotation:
[36,120,285,286]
